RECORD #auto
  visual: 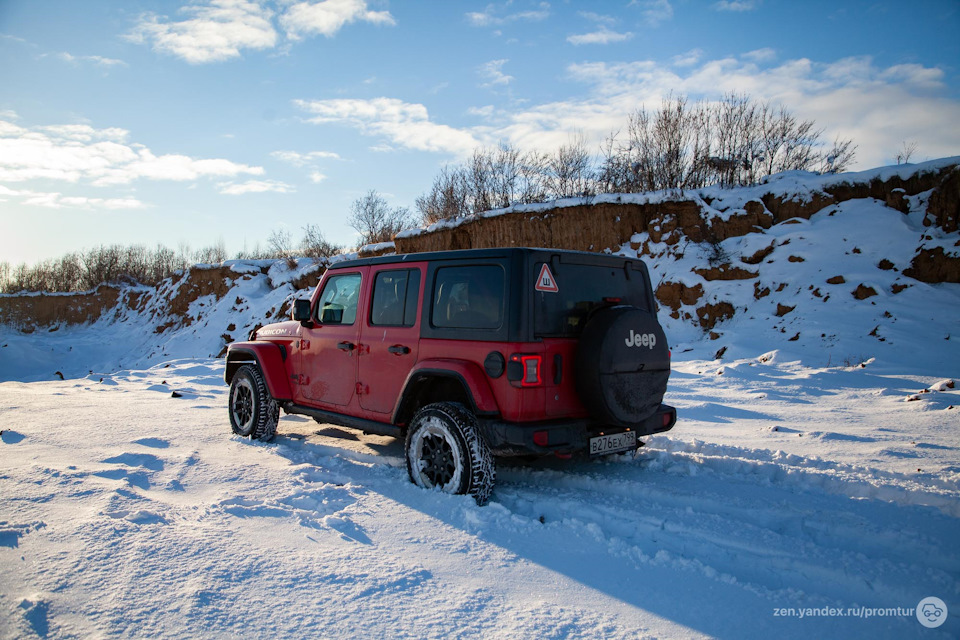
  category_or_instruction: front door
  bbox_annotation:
[357,265,424,415]
[300,269,366,407]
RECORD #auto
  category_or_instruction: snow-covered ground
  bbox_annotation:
[2,354,957,639]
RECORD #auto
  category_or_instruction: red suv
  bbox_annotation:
[225,248,676,503]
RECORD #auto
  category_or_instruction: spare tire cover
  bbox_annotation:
[575,306,670,427]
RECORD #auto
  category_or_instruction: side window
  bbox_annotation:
[432,265,504,329]
[370,269,421,327]
[315,273,362,325]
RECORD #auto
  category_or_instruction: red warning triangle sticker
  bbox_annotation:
[535,264,559,292]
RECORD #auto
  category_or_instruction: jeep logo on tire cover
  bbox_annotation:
[624,329,656,349]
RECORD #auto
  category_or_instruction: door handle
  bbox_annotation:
[387,345,411,355]
[337,341,355,352]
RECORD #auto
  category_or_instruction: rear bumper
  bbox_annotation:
[479,403,676,457]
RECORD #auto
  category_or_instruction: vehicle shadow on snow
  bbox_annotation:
[266,427,960,639]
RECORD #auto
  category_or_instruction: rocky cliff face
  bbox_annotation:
[395,158,959,339]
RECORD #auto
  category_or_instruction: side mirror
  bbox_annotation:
[293,299,313,326]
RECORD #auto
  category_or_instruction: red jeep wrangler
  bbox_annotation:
[225,248,676,503]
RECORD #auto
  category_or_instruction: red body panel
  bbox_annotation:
[404,355,499,414]
[227,337,296,400]
[542,338,589,419]
[416,339,546,423]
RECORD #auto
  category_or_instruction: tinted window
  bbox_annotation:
[316,273,362,325]
[432,265,504,330]
[534,262,649,336]
[370,269,421,327]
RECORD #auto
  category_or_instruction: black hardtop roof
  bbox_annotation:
[327,247,643,270]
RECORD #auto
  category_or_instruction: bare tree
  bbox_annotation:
[545,133,596,198]
[416,165,471,224]
[266,228,293,257]
[467,148,496,214]
[299,224,343,259]
[349,190,414,246]
[819,136,857,174]
[194,239,227,265]
[896,140,918,165]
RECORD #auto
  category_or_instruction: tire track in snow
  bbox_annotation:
[643,436,960,516]
[491,451,960,611]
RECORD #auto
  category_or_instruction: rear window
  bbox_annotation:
[432,265,504,330]
[534,261,649,336]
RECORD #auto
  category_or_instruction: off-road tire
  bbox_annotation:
[405,402,495,505]
[229,365,279,442]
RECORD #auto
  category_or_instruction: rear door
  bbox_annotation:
[532,254,653,418]
[357,264,425,415]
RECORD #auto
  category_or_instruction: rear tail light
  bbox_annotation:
[533,430,549,447]
[507,353,542,387]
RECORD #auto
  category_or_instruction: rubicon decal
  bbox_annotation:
[258,328,292,336]
[625,330,657,348]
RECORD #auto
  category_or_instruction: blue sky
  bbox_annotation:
[1,0,959,266]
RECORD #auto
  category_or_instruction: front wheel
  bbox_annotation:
[229,365,279,441]
[405,402,495,505]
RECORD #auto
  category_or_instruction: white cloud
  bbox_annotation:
[218,179,293,195]
[671,48,703,67]
[54,52,127,67]
[742,47,776,63]
[880,64,946,90]
[126,0,396,62]
[294,97,479,155]
[288,52,959,171]
[567,28,633,46]
[479,59,514,87]
[126,0,277,64]
[487,54,960,169]
[633,0,673,26]
[309,171,327,183]
[713,0,760,11]
[37,124,130,143]
[281,0,395,39]
[2,187,147,210]
[271,150,341,166]
[100,151,263,185]
[466,3,550,27]
[578,11,617,26]
[0,118,263,185]
[467,105,496,119]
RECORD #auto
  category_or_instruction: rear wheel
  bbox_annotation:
[229,365,279,441]
[405,402,495,505]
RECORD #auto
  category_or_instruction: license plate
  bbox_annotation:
[589,431,637,456]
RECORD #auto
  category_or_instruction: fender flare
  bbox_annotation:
[393,358,499,424]
[225,342,294,401]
